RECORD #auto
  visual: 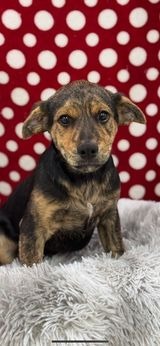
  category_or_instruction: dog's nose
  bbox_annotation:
[78,142,98,159]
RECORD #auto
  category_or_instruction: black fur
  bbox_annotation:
[0,142,120,252]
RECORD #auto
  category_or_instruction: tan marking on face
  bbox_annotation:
[97,116,118,162]
[0,234,17,265]
[50,97,118,171]
[90,100,111,115]
[54,99,81,121]
[51,100,81,166]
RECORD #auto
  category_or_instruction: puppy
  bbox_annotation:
[0,80,146,266]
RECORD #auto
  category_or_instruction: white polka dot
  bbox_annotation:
[156,153,160,166]
[129,185,146,199]
[15,123,23,138]
[145,103,158,116]
[34,11,54,31]
[40,88,56,101]
[85,33,99,47]
[57,72,70,85]
[23,33,37,47]
[33,143,46,155]
[11,88,29,106]
[27,72,40,85]
[0,33,5,45]
[129,8,148,28]
[117,139,130,151]
[129,123,146,137]
[129,47,147,66]
[51,0,66,7]
[1,107,14,119]
[129,84,147,102]
[145,170,156,182]
[87,71,100,83]
[68,50,87,69]
[19,155,36,171]
[157,120,160,134]
[146,29,159,43]
[0,71,9,84]
[0,123,5,137]
[148,0,159,3]
[1,10,22,30]
[54,33,68,47]
[98,9,117,29]
[0,152,9,168]
[146,138,158,150]
[84,0,98,6]
[129,153,147,169]
[158,86,160,98]
[38,50,57,70]
[43,132,51,141]
[0,182,12,196]
[119,171,130,183]
[146,67,159,81]
[117,31,130,45]
[117,0,129,4]
[154,183,160,197]
[112,155,119,167]
[117,0,130,5]
[6,140,18,152]
[117,69,130,83]
[9,171,21,182]
[6,49,26,69]
[99,48,118,68]
[105,85,117,93]
[19,0,32,6]
[66,10,86,31]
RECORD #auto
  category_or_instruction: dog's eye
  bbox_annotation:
[59,115,71,126]
[97,111,110,123]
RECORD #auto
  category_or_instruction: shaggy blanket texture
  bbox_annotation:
[0,198,160,346]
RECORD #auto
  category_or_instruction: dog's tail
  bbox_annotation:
[0,175,34,264]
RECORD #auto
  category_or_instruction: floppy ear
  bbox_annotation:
[22,101,51,139]
[113,94,146,125]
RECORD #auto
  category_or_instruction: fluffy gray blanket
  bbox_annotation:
[0,199,160,346]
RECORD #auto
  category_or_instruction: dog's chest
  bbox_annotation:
[54,181,108,232]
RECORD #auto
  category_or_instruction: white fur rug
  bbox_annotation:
[0,199,160,346]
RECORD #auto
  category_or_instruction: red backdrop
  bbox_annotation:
[0,0,159,205]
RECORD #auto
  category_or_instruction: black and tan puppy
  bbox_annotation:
[0,80,146,266]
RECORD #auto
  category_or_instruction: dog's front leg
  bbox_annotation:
[98,207,124,257]
[19,211,45,266]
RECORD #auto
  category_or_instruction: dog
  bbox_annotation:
[0,80,146,266]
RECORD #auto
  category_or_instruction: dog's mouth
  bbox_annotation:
[74,163,100,172]
[72,157,109,173]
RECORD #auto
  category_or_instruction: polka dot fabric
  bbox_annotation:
[0,0,159,204]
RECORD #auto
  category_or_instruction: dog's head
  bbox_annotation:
[23,80,146,173]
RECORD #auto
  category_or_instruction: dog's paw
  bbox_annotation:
[19,236,43,266]
[111,249,124,258]
[19,251,43,266]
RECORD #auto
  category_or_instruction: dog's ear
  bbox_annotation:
[22,101,51,138]
[113,93,146,125]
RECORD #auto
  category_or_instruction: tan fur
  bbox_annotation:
[4,81,146,266]
[51,98,118,170]
[19,177,121,266]
[0,234,17,265]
